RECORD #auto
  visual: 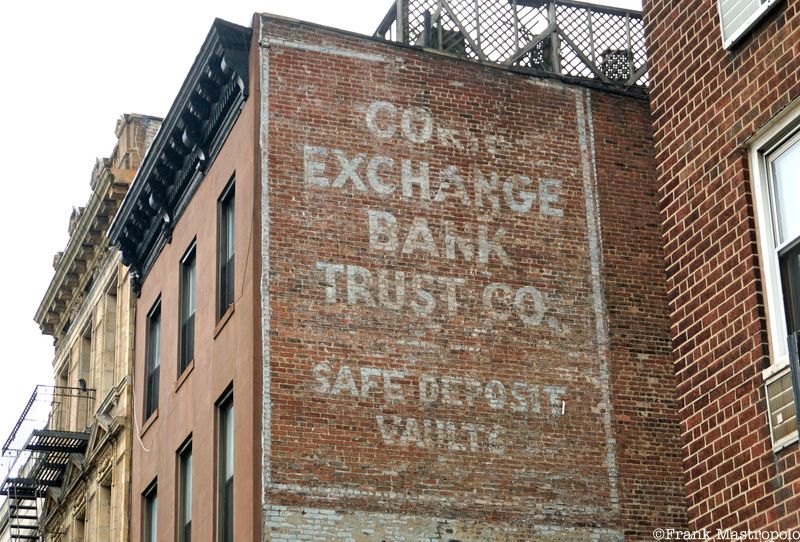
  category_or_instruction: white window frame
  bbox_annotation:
[717,0,782,49]
[750,103,800,375]
[750,99,800,451]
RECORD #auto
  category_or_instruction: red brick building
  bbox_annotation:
[257,5,686,539]
[642,0,800,534]
[110,2,690,540]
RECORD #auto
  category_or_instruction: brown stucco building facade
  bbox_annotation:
[111,20,261,542]
[125,74,262,542]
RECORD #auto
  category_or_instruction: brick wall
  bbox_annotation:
[642,0,800,533]
[259,15,685,540]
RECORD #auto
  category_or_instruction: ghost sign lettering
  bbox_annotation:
[293,101,580,457]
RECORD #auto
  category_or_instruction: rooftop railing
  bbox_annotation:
[375,0,648,89]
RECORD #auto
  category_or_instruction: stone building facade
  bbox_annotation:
[0,113,161,542]
[642,0,800,534]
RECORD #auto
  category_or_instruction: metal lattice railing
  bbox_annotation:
[375,0,648,89]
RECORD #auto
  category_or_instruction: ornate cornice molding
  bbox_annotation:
[109,19,252,293]
[35,115,161,339]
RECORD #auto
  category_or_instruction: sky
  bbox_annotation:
[0,0,642,453]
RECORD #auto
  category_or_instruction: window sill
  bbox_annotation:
[141,409,158,437]
[214,303,235,339]
[773,433,799,454]
[175,361,195,393]
[762,361,789,382]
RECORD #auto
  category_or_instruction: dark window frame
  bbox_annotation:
[217,180,235,321]
[179,242,197,375]
[216,389,234,542]
[143,481,158,542]
[144,301,161,420]
[177,438,193,542]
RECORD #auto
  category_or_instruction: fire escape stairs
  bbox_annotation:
[1,429,89,541]
[4,485,41,541]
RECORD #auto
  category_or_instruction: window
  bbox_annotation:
[98,473,112,540]
[179,244,196,374]
[80,326,92,381]
[717,0,781,49]
[217,181,235,320]
[73,508,86,542]
[101,282,118,398]
[751,109,800,450]
[143,483,158,542]
[77,326,93,430]
[216,393,234,542]
[57,367,69,431]
[753,124,800,368]
[144,302,161,420]
[178,440,192,542]
[769,136,800,339]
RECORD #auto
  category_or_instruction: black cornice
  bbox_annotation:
[109,19,251,294]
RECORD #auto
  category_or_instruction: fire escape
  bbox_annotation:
[1,386,94,541]
[375,0,649,91]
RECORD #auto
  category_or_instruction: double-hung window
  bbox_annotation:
[217,393,234,542]
[178,440,193,542]
[751,111,800,450]
[768,138,800,339]
[217,182,235,320]
[179,244,196,374]
[144,302,161,420]
[143,483,157,542]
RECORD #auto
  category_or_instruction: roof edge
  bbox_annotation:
[109,19,252,292]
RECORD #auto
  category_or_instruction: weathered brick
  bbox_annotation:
[258,15,686,540]
[643,0,800,534]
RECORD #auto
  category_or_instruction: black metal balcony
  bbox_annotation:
[0,477,58,500]
[375,0,648,90]
[24,430,89,455]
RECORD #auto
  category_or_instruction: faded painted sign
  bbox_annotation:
[305,102,566,331]
[265,62,617,521]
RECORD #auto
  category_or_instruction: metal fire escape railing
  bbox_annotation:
[1,386,95,541]
[375,0,648,89]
